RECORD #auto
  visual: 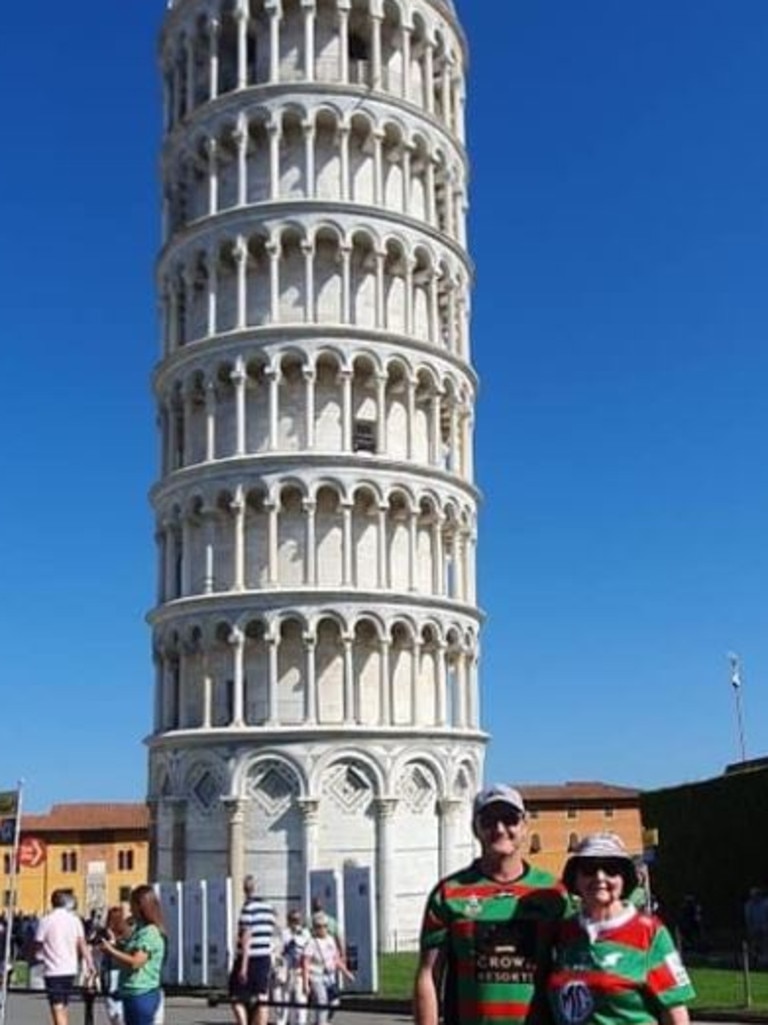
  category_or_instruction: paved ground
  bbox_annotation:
[1,993,411,1025]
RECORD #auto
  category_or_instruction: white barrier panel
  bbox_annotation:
[156,881,183,985]
[206,877,233,988]
[342,865,377,993]
[183,881,205,987]
[309,869,342,926]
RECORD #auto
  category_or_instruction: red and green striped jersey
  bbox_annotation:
[547,906,695,1025]
[420,859,568,1025]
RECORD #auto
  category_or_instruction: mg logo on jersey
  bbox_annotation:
[558,981,594,1025]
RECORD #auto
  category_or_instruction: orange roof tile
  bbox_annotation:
[20,803,149,834]
[518,781,640,804]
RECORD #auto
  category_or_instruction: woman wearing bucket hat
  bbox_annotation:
[547,833,694,1025]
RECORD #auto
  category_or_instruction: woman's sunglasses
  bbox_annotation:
[577,859,626,877]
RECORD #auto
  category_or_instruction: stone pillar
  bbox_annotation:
[266,500,279,584]
[371,14,382,90]
[375,371,387,454]
[435,641,447,725]
[207,137,219,215]
[267,368,280,450]
[377,503,388,589]
[234,237,248,329]
[231,486,245,591]
[267,635,279,723]
[379,639,391,725]
[302,241,315,324]
[437,797,462,877]
[302,2,315,81]
[207,250,218,336]
[374,249,386,329]
[401,25,411,102]
[231,360,247,455]
[342,635,354,721]
[205,381,217,461]
[236,118,249,206]
[268,241,281,322]
[269,122,281,199]
[303,121,316,198]
[341,501,353,586]
[374,798,398,951]
[297,797,320,911]
[209,19,221,101]
[303,367,316,447]
[340,368,353,451]
[338,3,350,82]
[236,6,249,89]
[304,635,317,722]
[339,125,350,201]
[230,627,245,725]
[223,796,248,902]
[303,498,317,585]
[268,5,281,84]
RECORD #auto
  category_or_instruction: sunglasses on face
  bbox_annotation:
[478,807,523,830]
[577,859,626,877]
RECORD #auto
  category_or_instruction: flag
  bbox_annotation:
[731,663,742,689]
[0,791,18,817]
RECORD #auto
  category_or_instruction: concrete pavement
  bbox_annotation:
[1,993,411,1025]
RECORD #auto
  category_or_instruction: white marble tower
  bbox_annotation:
[148,0,483,949]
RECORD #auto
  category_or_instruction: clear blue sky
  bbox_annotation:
[2,1,767,810]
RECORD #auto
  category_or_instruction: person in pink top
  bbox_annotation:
[35,891,92,1025]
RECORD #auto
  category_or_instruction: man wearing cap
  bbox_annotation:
[414,783,568,1025]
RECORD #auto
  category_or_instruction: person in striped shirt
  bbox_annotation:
[229,875,277,1025]
[414,784,569,1025]
[547,833,695,1025]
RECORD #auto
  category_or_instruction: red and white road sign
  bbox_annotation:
[18,836,46,868]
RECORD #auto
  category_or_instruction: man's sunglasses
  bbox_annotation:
[477,807,523,829]
[576,859,626,877]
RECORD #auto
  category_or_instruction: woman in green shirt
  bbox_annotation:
[98,886,166,1025]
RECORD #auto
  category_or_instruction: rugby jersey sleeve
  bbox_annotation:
[645,921,695,1007]
[419,880,449,952]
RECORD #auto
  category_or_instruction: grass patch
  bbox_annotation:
[377,956,768,1011]
[379,952,417,998]
[689,967,768,1010]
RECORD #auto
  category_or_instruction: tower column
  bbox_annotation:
[374,798,398,952]
[223,797,249,903]
[438,798,462,877]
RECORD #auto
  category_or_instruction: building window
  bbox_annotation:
[61,851,78,873]
[2,855,12,875]
[529,833,542,854]
[566,807,577,819]
[567,832,579,852]
[604,807,615,818]
[119,886,132,903]
[117,850,135,872]
[353,420,376,453]
[2,890,10,908]
[528,809,539,820]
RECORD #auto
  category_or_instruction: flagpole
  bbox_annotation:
[729,653,747,763]
[0,780,22,1025]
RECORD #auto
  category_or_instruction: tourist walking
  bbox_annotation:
[35,890,93,1025]
[307,913,353,1025]
[413,783,568,1025]
[229,875,277,1025]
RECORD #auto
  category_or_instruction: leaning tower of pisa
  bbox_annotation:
[149,0,483,948]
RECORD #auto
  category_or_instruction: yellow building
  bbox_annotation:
[1,803,149,915]
[519,781,644,877]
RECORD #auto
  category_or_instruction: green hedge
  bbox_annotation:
[641,766,768,932]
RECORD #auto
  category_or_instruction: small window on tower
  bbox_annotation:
[353,420,376,453]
